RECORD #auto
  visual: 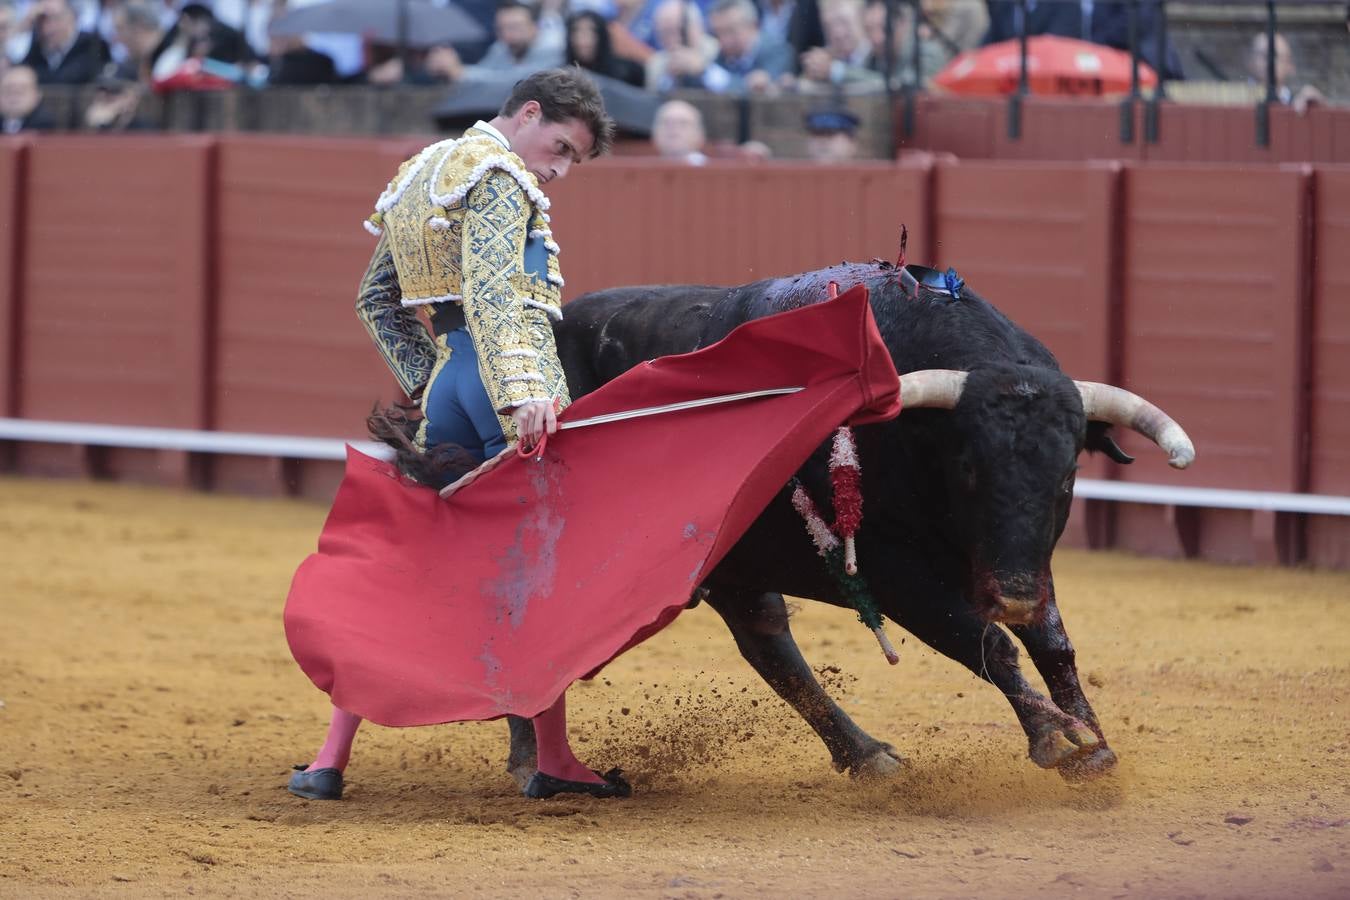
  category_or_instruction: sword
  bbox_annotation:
[559,386,804,430]
[440,385,805,499]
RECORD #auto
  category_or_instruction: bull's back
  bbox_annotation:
[556,285,728,397]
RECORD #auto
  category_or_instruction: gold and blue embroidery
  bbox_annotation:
[354,232,437,398]
[357,128,571,442]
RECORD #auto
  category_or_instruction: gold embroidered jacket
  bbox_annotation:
[354,129,570,439]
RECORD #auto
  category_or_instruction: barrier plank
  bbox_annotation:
[21,136,212,429]
[933,160,1117,384]
[1310,167,1350,496]
[212,135,414,438]
[994,98,1141,163]
[1307,166,1350,568]
[0,140,26,419]
[1115,164,1308,494]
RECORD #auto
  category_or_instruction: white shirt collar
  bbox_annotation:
[473,120,511,150]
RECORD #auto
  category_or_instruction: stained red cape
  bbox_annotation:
[284,286,900,726]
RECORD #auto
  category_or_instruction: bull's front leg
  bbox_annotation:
[887,597,1106,778]
[705,587,904,779]
[1009,588,1118,780]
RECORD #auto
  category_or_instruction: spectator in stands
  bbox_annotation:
[796,0,882,92]
[686,0,793,93]
[757,0,823,56]
[82,70,152,129]
[110,1,162,81]
[610,0,661,61]
[535,0,568,57]
[472,1,566,74]
[651,97,708,163]
[0,1,16,69]
[925,0,986,54]
[803,104,858,162]
[984,0,1183,80]
[567,9,644,85]
[645,0,717,91]
[1,62,53,130]
[211,0,271,60]
[22,0,109,84]
[266,33,336,85]
[1245,31,1325,114]
[863,0,945,88]
[428,1,567,85]
[150,1,254,81]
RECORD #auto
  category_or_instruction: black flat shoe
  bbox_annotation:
[288,764,343,800]
[522,767,631,799]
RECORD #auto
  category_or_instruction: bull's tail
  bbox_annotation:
[366,404,479,491]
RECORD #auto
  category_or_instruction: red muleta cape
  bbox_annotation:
[284,286,900,726]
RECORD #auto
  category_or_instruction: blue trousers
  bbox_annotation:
[422,328,507,463]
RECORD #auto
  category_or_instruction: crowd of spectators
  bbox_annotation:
[0,0,1342,148]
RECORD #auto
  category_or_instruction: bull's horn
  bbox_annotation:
[899,369,968,410]
[1075,382,1196,469]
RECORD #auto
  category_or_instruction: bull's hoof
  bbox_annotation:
[1029,721,1102,770]
[507,760,538,791]
[848,744,906,780]
[1056,744,1118,782]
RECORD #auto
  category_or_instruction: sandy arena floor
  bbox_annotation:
[0,476,1347,898]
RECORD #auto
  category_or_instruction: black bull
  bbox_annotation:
[499,260,1195,784]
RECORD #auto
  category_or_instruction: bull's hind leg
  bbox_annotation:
[1010,592,1118,780]
[706,588,903,778]
[890,601,1105,776]
[505,715,537,789]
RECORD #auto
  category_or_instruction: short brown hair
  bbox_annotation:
[500,67,616,159]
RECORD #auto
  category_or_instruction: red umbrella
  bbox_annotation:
[933,35,1157,97]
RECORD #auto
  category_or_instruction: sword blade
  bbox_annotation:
[559,386,804,430]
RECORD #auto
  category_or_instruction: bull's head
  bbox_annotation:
[895,366,1195,625]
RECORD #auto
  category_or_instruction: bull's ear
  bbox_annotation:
[1085,421,1135,465]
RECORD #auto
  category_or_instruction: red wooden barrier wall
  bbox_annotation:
[547,160,930,296]
[0,134,1347,567]
[209,136,422,493]
[1112,165,1310,562]
[1309,166,1350,568]
[13,136,214,483]
[904,97,1350,166]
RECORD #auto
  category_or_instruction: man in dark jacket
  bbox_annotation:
[984,0,1183,80]
[21,0,108,85]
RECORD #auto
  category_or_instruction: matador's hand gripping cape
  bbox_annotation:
[355,128,569,443]
[285,286,902,725]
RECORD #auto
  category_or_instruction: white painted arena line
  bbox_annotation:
[0,418,391,462]
[2,418,1349,517]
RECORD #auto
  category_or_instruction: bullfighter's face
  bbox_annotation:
[509,101,595,186]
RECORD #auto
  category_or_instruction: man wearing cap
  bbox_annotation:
[287,68,630,803]
[804,106,860,163]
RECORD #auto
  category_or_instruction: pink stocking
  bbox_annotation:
[532,692,604,784]
[310,706,362,772]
